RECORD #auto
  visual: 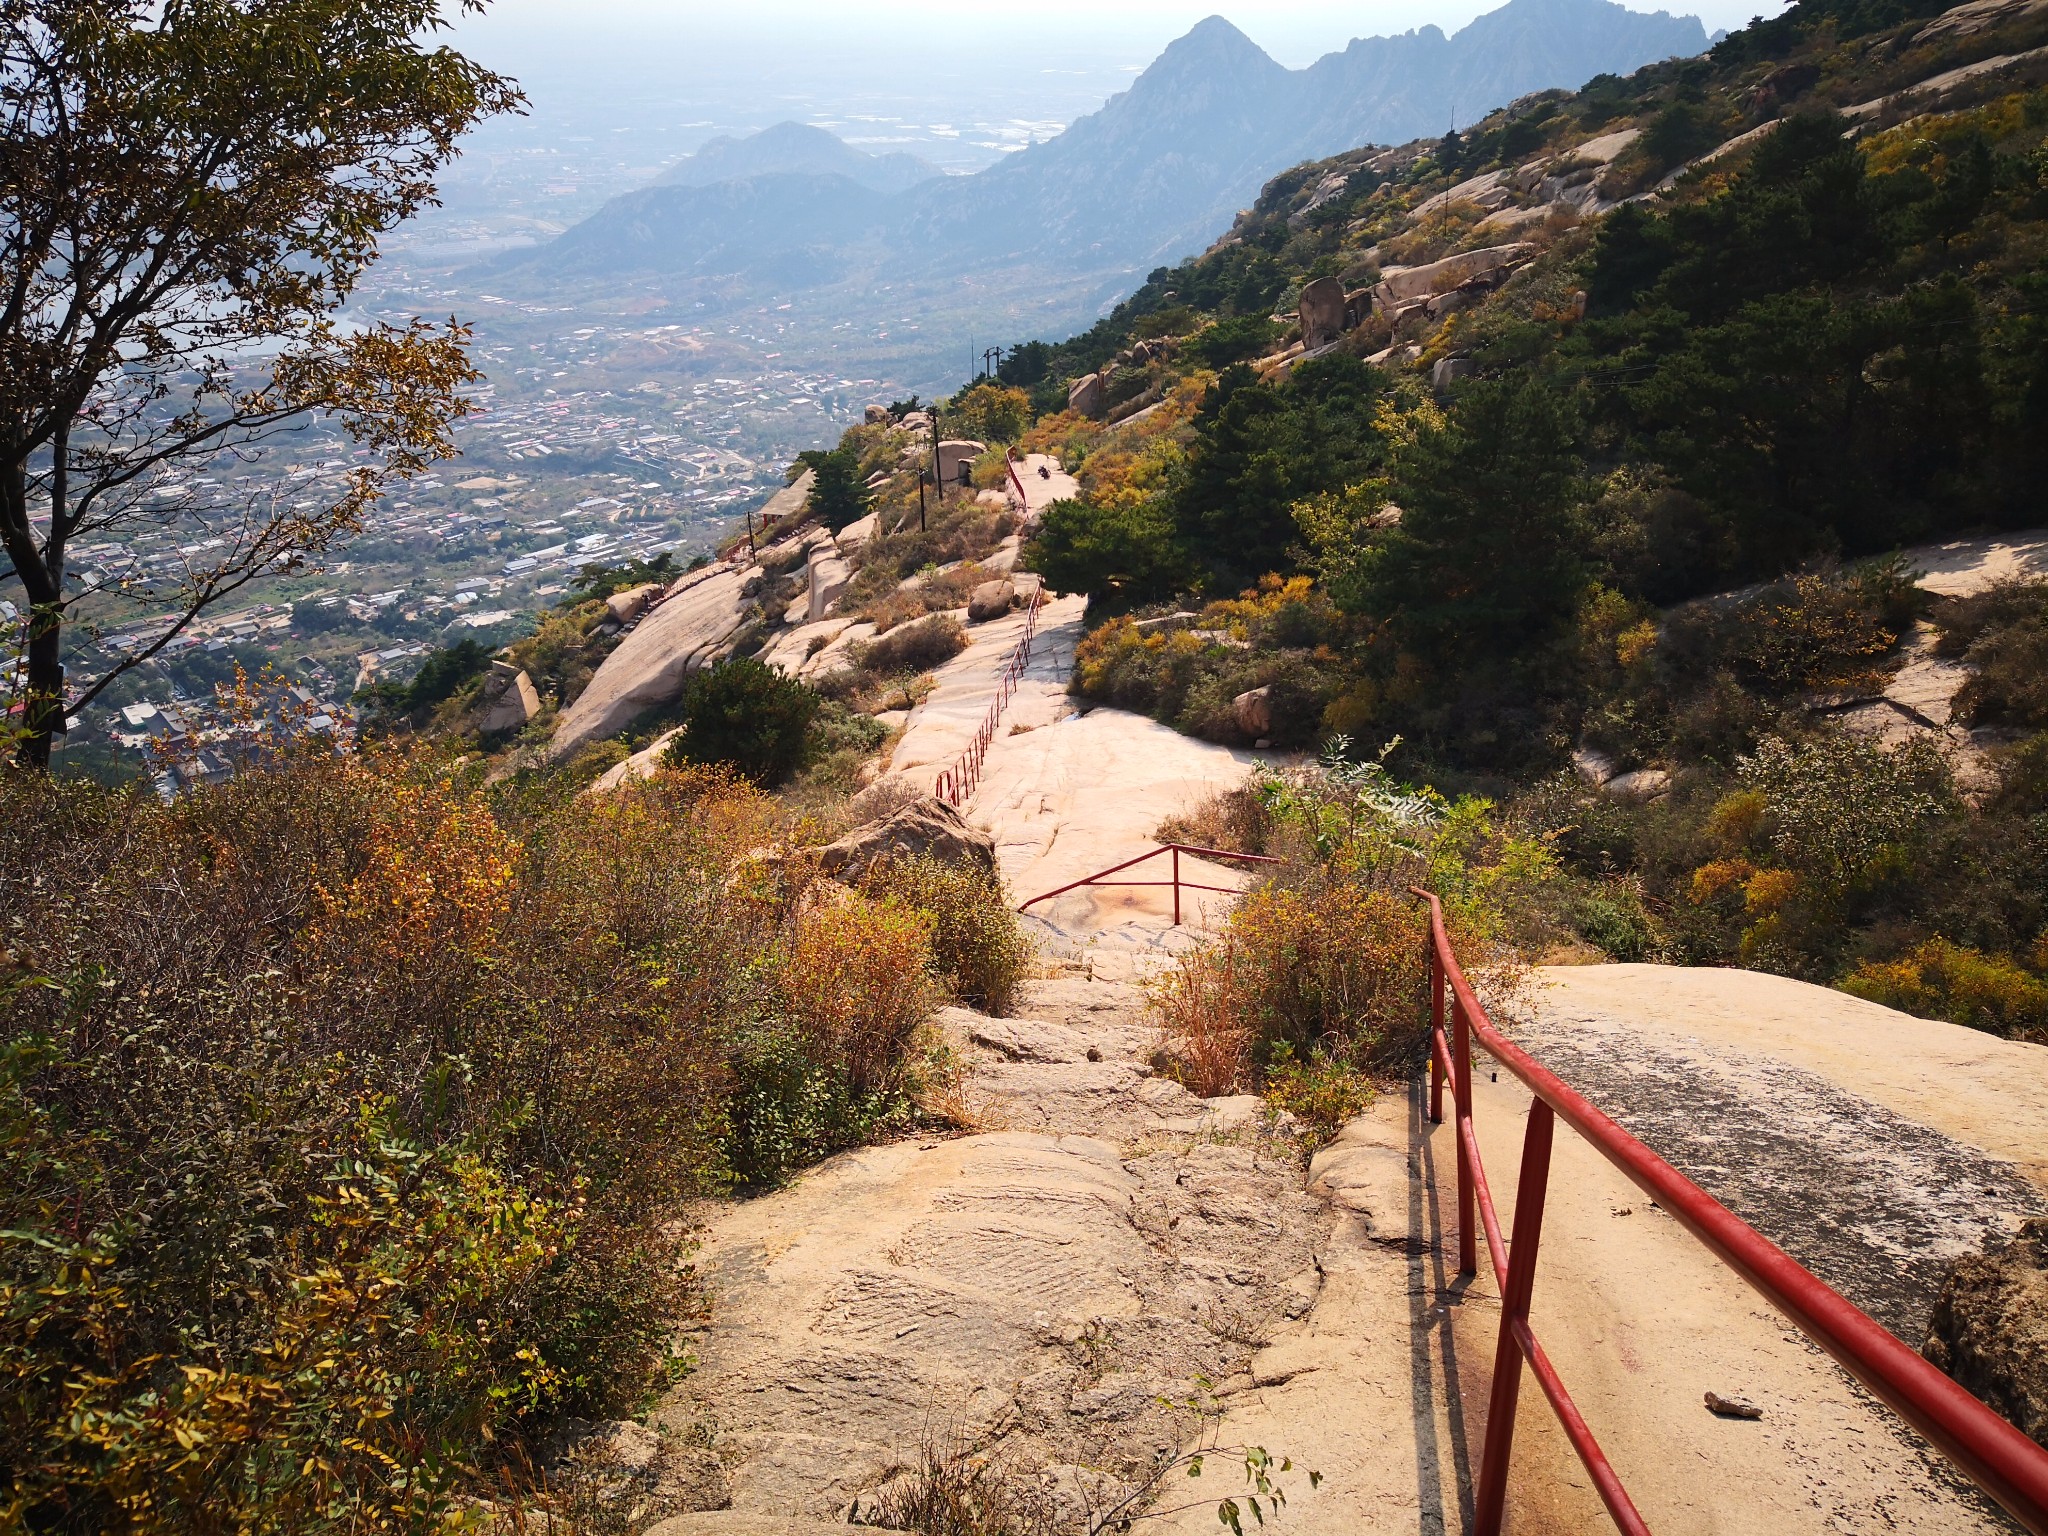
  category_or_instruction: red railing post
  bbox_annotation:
[1475,1098,1558,1536]
[1429,931,1447,1126]
[1171,845,1182,927]
[1453,990,1478,1280]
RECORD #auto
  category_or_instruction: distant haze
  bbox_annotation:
[465,1,1779,73]
[452,2,1779,165]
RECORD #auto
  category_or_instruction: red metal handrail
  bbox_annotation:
[1004,449,1033,516]
[1414,888,2048,1535]
[1018,842,1281,927]
[935,583,1045,808]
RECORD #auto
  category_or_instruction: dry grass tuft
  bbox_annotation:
[1156,782,1276,857]
[854,1435,1060,1536]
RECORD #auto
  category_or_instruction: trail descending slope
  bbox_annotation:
[887,599,1268,942]
[647,965,1346,1527]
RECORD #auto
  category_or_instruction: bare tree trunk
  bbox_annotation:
[18,600,60,770]
[2,458,61,771]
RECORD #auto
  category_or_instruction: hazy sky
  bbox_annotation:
[458,0,1785,93]
[437,0,1788,188]
[465,0,1781,65]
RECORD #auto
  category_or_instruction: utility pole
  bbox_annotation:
[982,346,1002,381]
[929,402,942,517]
[917,467,927,532]
[745,505,756,559]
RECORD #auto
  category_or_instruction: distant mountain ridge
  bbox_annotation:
[505,0,1708,311]
[898,0,1710,271]
[660,121,940,196]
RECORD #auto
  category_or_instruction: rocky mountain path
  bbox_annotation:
[625,887,2048,1534]
[647,954,1371,1533]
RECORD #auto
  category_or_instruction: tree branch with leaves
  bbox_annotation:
[0,0,522,766]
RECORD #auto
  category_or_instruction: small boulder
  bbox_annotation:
[479,668,540,735]
[1605,767,1671,801]
[1068,372,1106,420]
[967,578,1016,624]
[1297,275,1349,350]
[813,796,997,884]
[1572,746,1619,786]
[1431,356,1476,391]
[835,512,878,553]
[1232,685,1275,741]
[864,403,893,425]
[1925,1217,2048,1447]
[605,583,663,626]
[935,439,986,492]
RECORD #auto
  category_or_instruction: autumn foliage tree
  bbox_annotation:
[0,0,522,766]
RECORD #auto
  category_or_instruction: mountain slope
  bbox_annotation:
[529,172,889,284]
[659,121,940,196]
[511,0,1709,295]
[894,0,1707,272]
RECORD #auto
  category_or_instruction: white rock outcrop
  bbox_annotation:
[549,562,751,758]
[1374,243,1534,307]
[806,540,850,623]
[604,583,663,626]
[478,668,540,735]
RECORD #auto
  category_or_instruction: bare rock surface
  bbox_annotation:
[585,728,685,795]
[805,543,849,623]
[1511,1000,2042,1342]
[478,668,539,735]
[652,952,2040,1535]
[1013,453,1079,522]
[1176,1071,2025,1534]
[550,562,750,758]
[606,583,664,626]
[885,592,1265,935]
[1926,1218,2048,1449]
[657,969,1331,1525]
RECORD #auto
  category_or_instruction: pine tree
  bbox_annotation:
[806,449,871,533]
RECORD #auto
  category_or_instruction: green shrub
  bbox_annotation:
[1659,561,1914,697]
[0,1034,571,1532]
[803,447,872,534]
[1738,733,1950,906]
[1155,751,1546,1096]
[1573,883,1659,961]
[1185,314,1281,369]
[861,854,1034,1016]
[724,1023,908,1188]
[1263,1044,1374,1147]
[1025,496,1183,603]
[669,657,822,785]
[1941,582,2048,730]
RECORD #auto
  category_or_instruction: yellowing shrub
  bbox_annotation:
[859,854,1032,1015]
[1154,881,1426,1096]
[1842,939,2048,1041]
[787,887,940,1094]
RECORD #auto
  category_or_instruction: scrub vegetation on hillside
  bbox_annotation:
[0,732,1029,1529]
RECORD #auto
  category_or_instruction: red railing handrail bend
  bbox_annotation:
[1413,887,2048,1535]
[1004,448,1033,516]
[1016,842,1282,925]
